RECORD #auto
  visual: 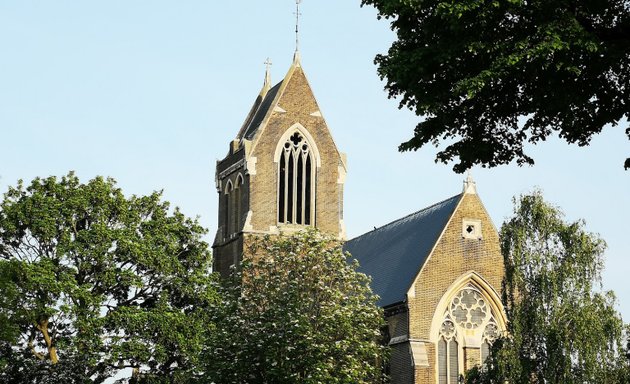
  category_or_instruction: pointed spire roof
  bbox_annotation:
[236,54,305,142]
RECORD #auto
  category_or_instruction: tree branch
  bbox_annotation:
[28,328,45,361]
[36,318,59,364]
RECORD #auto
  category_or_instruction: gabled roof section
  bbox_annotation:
[232,52,347,172]
[236,52,303,143]
[235,63,273,140]
[343,194,462,307]
[239,82,282,141]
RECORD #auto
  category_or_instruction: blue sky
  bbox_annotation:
[1,1,628,322]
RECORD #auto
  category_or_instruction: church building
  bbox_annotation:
[212,53,506,384]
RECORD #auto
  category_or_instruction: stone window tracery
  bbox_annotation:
[436,284,503,384]
[450,288,488,330]
[481,320,499,363]
[278,131,314,225]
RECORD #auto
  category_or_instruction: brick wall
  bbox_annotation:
[385,307,413,383]
[213,145,248,277]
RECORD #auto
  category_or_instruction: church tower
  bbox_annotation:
[213,53,347,277]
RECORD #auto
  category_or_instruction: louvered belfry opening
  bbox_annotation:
[278,131,313,225]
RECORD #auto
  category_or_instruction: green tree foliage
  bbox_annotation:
[206,229,387,384]
[465,191,630,383]
[363,0,630,172]
[0,173,218,383]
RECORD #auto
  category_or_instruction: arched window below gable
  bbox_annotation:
[435,284,505,384]
[278,131,314,225]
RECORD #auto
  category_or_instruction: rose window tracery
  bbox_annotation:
[450,287,488,329]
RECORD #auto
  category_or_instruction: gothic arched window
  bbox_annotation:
[278,131,313,225]
[223,181,233,238]
[233,174,244,233]
[435,284,504,384]
[438,319,459,384]
[481,320,499,363]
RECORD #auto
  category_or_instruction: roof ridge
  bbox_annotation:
[354,193,462,239]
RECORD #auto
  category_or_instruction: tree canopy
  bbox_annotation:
[363,0,630,172]
[206,229,387,384]
[0,173,218,383]
[465,191,629,383]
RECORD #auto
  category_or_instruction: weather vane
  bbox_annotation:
[294,0,302,52]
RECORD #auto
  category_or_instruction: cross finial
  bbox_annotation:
[294,0,302,53]
[262,57,272,92]
[463,170,477,194]
[264,57,272,80]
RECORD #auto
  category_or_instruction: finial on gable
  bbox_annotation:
[263,57,272,89]
[463,171,477,194]
[256,57,272,98]
[292,50,301,67]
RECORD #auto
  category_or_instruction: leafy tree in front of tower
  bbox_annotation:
[205,229,387,384]
[465,191,630,384]
[362,0,630,172]
[0,173,218,383]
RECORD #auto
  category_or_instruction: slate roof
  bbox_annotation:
[240,81,283,140]
[343,194,462,307]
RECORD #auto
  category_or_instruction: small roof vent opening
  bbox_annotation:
[462,219,482,240]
